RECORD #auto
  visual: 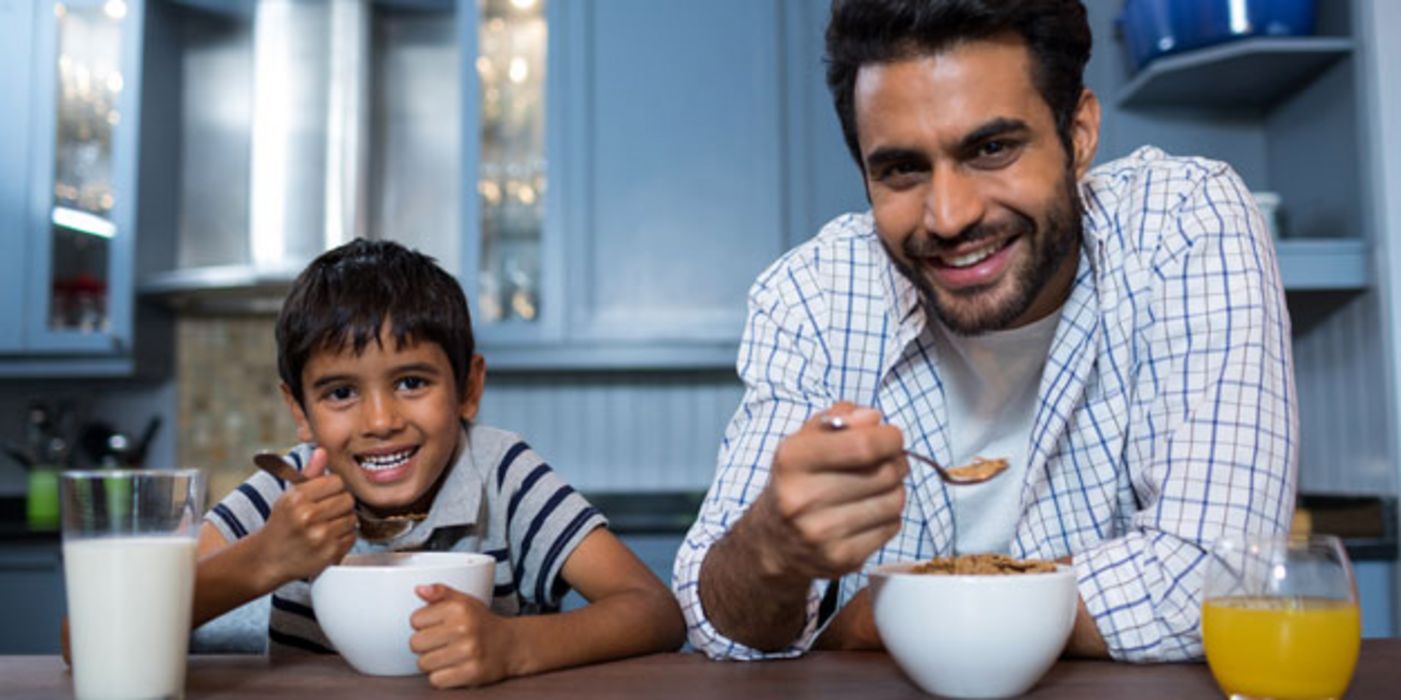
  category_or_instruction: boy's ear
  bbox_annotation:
[459,354,487,422]
[279,382,316,444]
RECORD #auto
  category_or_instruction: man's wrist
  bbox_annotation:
[734,493,808,588]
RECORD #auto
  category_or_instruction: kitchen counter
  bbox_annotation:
[5,643,1401,699]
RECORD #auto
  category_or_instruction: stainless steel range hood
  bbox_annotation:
[140,0,371,313]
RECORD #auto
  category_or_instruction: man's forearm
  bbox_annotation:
[697,506,814,652]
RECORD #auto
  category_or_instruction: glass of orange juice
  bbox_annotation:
[1201,533,1361,700]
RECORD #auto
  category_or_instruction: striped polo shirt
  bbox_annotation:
[206,422,607,655]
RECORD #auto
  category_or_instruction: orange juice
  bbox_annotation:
[1202,596,1361,699]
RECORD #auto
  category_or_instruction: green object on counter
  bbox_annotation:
[26,468,60,529]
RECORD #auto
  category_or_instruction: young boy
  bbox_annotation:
[192,239,685,688]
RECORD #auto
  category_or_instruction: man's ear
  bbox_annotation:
[459,354,487,422]
[280,382,315,444]
[1070,88,1101,180]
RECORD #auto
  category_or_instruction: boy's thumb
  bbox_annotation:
[303,447,329,479]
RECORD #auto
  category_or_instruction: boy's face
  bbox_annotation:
[282,328,485,516]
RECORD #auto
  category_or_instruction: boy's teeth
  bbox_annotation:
[359,448,414,471]
[943,242,1001,268]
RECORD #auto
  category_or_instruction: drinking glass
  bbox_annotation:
[1201,533,1361,700]
[61,469,205,700]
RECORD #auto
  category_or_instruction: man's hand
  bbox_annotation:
[749,404,908,582]
[698,403,907,650]
[252,448,357,583]
[410,584,519,689]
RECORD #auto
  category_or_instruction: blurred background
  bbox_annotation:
[0,0,1398,652]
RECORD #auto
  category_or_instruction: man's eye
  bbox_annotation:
[972,139,1019,166]
[877,162,924,187]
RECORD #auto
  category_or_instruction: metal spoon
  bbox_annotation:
[252,452,418,541]
[818,415,1008,486]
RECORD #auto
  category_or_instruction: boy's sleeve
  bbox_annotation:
[203,447,303,543]
[498,443,608,610]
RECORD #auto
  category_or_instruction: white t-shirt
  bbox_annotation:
[932,309,1061,554]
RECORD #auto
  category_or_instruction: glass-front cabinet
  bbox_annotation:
[11,0,143,358]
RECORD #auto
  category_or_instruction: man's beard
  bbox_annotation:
[890,171,1082,336]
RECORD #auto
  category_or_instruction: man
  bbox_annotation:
[673,0,1296,663]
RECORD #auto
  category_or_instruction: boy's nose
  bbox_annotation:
[362,393,405,435]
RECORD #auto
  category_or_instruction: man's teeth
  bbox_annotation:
[358,449,414,471]
[942,242,1002,268]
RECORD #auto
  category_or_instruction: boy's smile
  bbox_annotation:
[283,326,485,518]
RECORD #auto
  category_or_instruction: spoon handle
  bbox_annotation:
[253,452,307,485]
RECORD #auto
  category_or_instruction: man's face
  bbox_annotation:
[282,325,485,517]
[853,35,1098,334]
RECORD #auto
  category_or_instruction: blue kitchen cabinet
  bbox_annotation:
[0,0,178,377]
[0,0,37,354]
[463,0,858,369]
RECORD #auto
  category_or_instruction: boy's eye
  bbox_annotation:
[325,386,356,402]
[397,376,430,391]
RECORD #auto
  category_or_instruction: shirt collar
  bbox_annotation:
[384,422,485,548]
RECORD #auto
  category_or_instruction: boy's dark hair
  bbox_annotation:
[825,0,1091,168]
[276,239,475,405]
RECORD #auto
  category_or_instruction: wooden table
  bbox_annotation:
[6,640,1400,699]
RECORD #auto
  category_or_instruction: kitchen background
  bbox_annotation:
[1,0,1399,652]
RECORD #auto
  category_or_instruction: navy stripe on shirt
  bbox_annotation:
[535,506,600,603]
[237,483,271,521]
[506,463,551,528]
[271,594,317,622]
[211,503,247,539]
[512,484,574,587]
[483,547,510,562]
[495,441,530,490]
[268,628,334,655]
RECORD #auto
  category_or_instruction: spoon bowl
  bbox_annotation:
[819,415,1008,486]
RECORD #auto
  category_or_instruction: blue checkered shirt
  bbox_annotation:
[673,147,1298,662]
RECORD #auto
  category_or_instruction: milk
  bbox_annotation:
[63,537,197,700]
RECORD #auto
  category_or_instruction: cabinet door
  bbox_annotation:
[0,0,36,353]
[563,0,786,343]
[24,0,142,355]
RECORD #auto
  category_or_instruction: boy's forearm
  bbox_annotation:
[192,531,284,628]
[505,586,685,677]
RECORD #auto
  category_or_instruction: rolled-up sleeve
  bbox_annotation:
[673,258,837,660]
[1076,164,1298,661]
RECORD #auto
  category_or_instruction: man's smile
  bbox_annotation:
[921,234,1022,292]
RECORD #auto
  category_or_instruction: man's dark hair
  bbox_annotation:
[825,0,1092,168]
[276,238,475,405]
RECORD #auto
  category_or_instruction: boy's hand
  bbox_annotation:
[256,447,356,583]
[409,584,519,689]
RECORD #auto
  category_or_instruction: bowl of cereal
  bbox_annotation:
[869,553,1077,698]
[311,551,496,676]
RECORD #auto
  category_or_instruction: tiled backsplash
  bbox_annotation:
[177,316,297,506]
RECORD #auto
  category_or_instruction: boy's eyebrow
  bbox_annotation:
[391,362,443,375]
[309,373,356,391]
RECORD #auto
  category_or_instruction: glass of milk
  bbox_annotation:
[60,469,205,700]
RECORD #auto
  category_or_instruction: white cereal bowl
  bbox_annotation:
[311,551,496,676]
[869,561,1077,698]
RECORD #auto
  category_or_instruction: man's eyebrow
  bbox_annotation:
[864,146,926,172]
[958,117,1031,151]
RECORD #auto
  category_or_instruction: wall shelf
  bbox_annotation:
[1277,238,1369,291]
[1117,37,1354,110]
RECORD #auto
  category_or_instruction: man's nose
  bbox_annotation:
[923,164,986,238]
